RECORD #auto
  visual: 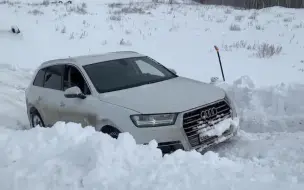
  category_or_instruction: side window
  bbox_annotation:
[33,69,46,87]
[44,65,64,91]
[63,65,91,95]
[135,59,165,77]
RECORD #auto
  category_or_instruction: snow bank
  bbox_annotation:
[0,64,32,130]
[1,121,304,190]
[215,76,304,133]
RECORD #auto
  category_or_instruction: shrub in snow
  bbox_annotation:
[283,17,293,22]
[293,22,304,29]
[224,8,232,14]
[42,0,49,6]
[111,2,156,15]
[229,24,241,31]
[125,29,132,35]
[222,41,282,58]
[255,24,264,30]
[79,31,87,39]
[222,40,256,51]
[67,2,87,15]
[248,11,258,20]
[120,6,146,14]
[216,18,226,23]
[235,15,244,22]
[169,23,179,32]
[108,3,123,8]
[61,26,66,33]
[101,40,107,45]
[0,0,17,5]
[109,15,121,21]
[119,38,132,46]
[28,9,44,15]
[69,32,74,40]
[255,43,282,58]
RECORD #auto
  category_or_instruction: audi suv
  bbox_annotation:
[25,51,240,154]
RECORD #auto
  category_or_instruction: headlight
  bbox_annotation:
[130,113,178,128]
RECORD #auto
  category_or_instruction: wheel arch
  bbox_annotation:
[100,125,121,133]
[95,118,123,132]
[29,106,45,128]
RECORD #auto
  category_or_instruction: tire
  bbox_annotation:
[101,126,121,139]
[30,110,45,128]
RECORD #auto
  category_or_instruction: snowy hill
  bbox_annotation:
[1,0,304,189]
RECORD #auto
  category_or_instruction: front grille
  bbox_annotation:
[182,100,232,147]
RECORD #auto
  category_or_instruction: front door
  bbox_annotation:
[58,64,93,127]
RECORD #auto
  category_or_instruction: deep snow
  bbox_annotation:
[1,0,304,189]
[1,122,304,190]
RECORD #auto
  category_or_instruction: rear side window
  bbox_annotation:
[33,69,46,87]
[44,65,64,91]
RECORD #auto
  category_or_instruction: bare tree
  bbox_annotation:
[198,0,304,8]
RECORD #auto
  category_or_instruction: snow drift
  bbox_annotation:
[1,122,304,190]
[218,76,304,133]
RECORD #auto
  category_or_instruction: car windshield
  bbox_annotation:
[83,56,177,93]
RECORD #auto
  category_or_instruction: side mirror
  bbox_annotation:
[169,68,177,75]
[64,86,86,99]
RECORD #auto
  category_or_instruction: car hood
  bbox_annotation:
[97,77,226,113]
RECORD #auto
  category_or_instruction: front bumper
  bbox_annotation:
[149,99,240,154]
[156,117,239,154]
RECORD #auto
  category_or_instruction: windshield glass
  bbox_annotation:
[83,56,177,93]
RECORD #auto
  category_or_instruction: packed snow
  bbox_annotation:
[204,117,239,137]
[1,0,304,189]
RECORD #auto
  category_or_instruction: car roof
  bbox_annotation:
[39,51,144,68]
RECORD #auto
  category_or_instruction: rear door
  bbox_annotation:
[38,65,65,127]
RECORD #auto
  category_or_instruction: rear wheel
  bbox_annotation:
[31,110,45,128]
[101,126,121,139]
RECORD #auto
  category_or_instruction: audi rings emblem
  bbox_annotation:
[200,108,217,120]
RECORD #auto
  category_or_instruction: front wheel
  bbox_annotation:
[101,126,121,139]
[31,111,45,128]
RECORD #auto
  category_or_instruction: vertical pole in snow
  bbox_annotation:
[214,45,225,82]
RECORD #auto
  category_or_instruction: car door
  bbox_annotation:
[38,65,65,127]
[58,64,93,127]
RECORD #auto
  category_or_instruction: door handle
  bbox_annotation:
[60,102,65,107]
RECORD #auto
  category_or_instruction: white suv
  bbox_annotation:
[25,51,240,154]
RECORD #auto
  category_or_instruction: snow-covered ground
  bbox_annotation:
[1,0,304,189]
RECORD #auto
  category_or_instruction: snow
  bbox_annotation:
[1,0,304,189]
[1,122,304,190]
[204,117,240,137]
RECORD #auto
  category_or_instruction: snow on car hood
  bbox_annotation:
[98,77,226,113]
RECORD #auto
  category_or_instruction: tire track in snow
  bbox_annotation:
[211,77,304,182]
[0,63,32,130]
